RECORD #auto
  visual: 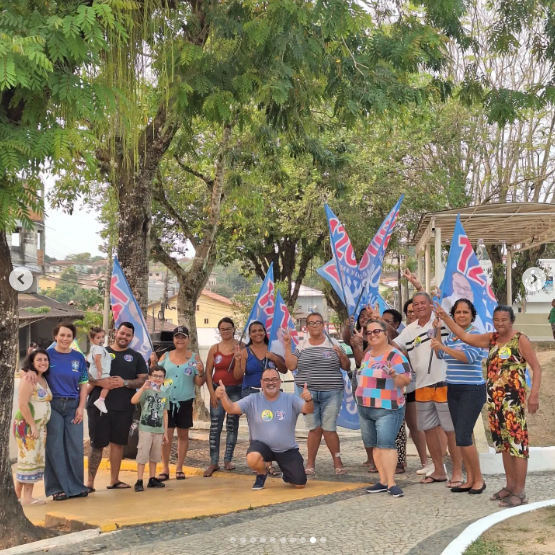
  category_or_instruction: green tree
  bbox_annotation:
[44,267,103,310]
[0,1,129,547]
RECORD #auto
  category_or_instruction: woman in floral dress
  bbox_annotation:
[434,304,542,507]
[14,349,52,505]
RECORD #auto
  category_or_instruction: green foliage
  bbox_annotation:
[24,306,50,314]
[0,0,128,230]
[73,310,103,337]
[43,267,103,310]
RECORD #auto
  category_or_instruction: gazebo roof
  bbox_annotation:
[412,202,555,253]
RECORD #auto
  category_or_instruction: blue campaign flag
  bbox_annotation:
[268,291,299,357]
[111,256,153,363]
[318,205,362,318]
[355,196,403,321]
[336,369,360,430]
[244,263,275,335]
[439,215,497,334]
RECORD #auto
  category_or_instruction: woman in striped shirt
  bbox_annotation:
[284,313,351,475]
[430,299,487,494]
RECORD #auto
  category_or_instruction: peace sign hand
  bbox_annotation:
[351,327,364,347]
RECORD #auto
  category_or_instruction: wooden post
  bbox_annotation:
[506,247,513,307]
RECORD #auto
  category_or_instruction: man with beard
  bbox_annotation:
[86,322,148,490]
[216,368,314,490]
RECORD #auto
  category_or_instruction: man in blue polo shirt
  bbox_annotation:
[216,367,314,490]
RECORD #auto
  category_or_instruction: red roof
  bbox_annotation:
[146,315,175,332]
[200,289,233,305]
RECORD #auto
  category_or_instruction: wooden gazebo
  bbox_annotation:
[411,203,555,302]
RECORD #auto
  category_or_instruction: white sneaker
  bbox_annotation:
[426,464,447,477]
[416,463,433,475]
[94,398,108,414]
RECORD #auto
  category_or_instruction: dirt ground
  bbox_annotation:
[474,506,555,555]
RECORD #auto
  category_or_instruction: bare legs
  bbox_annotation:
[109,444,124,486]
[87,446,103,489]
[459,443,484,489]
[306,427,344,471]
[498,452,528,505]
[422,427,448,482]
[446,432,464,485]
[374,448,398,488]
[405,402,428,466]
[161,427,190,477]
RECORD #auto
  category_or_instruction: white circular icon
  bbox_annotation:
[522,267,546,293]
[9,267,33,292]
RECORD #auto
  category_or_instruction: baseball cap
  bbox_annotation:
[173,326,189,337]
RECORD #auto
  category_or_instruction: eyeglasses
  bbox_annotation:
[261,378,280,384]
[364,329,386,337]
[219,327,234,332]
[407,310,414,315]
[307,321,323,327]
[151,374,165,379]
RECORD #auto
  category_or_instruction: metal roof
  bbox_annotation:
[411,202,555,252]
[19,293,84,322]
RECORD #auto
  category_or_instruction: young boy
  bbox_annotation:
[131,364,169,492]
[86,327,112,414]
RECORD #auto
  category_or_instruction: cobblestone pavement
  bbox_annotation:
[30,432,555,555]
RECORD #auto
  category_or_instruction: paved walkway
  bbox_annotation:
[26,433,555,555]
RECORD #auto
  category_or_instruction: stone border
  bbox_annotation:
[441,498,555,554]
[0,529,106,555]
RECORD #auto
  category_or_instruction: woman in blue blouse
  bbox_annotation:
[233,321,287,396]
[431,299,487,494]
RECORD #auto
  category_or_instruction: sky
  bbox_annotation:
[44,176,104,260]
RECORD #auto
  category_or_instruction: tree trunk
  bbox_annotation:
[113,104,179,314]
[0,231,45,548]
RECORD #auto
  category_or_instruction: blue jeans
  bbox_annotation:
[298,389,343,432]
[241,387,261,398]
[358,405,406,450]
[44,398,87,497]
[209,385,242,465]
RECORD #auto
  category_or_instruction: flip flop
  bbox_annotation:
[335,467,346,475]
[420,476,448,484]
[305,468,316,475]
[157,473,170,482]
[87,487,96,493]
[267,466,282,478]
[21,498,46,506]
[176,471,186,480]
[106,481,130,489]
[53,492,67,501]
[447,480,463,488]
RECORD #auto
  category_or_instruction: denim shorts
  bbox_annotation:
[297,388,343,432]
[358,405,406,449]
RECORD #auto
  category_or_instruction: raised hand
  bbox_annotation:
[215,379,226,399]
[351,328,364,348]
[300,383,312,402]
[282,331,291,347]
[433,301,448,320]
[404,268,423,291]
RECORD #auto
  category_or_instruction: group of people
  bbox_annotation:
[14,283,543,505]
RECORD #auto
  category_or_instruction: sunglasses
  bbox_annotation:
[364,329,386,337]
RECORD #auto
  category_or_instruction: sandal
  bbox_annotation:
[176,471,186,480]
[106,481,130,489]
[490,488,512,501]
[305,468,316,475]
[335,467,346,475]
[367,463,378,473]
[267,466,282,478]
[499,493,528,508]
[395,464,405,475]
[157,473,170,482]
[447,480,463,489]
[53,492,67,501]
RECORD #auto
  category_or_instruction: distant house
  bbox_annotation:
[147,289,235,347]
[18,293,84,358]
[292,284,329,328]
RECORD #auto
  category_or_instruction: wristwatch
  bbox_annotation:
[124,380,129,387]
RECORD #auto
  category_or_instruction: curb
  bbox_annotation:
[0,528,105,555]
[441,498,555,554]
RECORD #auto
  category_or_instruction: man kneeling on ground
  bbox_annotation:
[215,368,314,490]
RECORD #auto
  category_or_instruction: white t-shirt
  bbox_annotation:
[394,317,449,390]
[87,344,112,379]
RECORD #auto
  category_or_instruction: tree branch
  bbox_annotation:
[174,155,214,189]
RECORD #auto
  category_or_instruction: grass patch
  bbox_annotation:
[464,538,505,555]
